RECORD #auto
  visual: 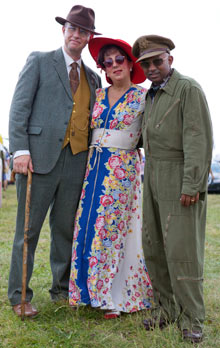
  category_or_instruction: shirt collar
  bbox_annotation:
[150,68,174,91]
[62,47,82,68]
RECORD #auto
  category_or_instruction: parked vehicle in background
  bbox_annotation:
[208,161,220,193]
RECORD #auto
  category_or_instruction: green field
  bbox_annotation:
[0,185,219,348]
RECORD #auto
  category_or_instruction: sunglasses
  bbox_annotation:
[140,57,167,69]
[103,55,126,68]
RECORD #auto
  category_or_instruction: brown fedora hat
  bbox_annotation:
[55,5,101,35]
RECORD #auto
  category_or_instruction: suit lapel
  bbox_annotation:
[53,48,72,101]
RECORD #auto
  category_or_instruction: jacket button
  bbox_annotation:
[59,138,63,142]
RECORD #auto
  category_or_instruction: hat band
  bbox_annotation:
[139,47,168,57]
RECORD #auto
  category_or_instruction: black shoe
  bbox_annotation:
[143,317,172,331]
[182,329,203,343]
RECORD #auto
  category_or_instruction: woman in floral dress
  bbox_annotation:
[69,37,153,318]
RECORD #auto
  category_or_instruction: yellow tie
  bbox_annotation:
[69,62,79,94]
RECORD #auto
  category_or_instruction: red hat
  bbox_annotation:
[88,37,146,84]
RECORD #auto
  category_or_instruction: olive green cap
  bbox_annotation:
[132,35,175,62]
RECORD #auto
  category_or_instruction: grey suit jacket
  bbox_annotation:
[9,47,101,174]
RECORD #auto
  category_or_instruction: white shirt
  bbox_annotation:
[14,48,82,159]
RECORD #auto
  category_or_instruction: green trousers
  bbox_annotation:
[143,157,206,331]
[8,145,87,305]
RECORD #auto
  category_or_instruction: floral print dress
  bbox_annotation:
[69,85,153,313]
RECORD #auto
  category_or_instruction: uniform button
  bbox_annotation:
[67,137,70,141]
[73,110,76,113]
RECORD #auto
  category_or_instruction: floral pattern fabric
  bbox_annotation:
[69,85,153,312]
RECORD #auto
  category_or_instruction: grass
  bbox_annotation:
[0,185,219,348]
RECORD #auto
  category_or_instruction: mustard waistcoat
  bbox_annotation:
[63,64,91,154]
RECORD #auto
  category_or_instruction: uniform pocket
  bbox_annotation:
[157,161,183,201]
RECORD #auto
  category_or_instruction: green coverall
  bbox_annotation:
[142,69,213,331]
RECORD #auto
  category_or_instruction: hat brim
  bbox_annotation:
[136,50,167,62]
[55,16,101,35]
[88,37,146,84]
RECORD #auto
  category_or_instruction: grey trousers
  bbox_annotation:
[8,145,88,305]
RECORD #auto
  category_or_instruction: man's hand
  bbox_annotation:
[13,155,34,175]
[180,192,199,207]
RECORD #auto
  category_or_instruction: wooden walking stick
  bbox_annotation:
[11,169,32,320]
[21,169,32,320]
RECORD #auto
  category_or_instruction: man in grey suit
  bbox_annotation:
[8,5,102,317]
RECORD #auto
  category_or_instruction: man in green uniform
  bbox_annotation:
[132,35,213,343]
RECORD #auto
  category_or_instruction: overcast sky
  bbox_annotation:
[1,0,219,156]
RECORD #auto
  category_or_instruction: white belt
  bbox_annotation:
[90,128,140,150]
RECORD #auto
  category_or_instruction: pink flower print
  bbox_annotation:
[119,193,128,204]
[129,174,136,182]
[80,188,85,200]
[71,249,77,261]
[103,288,108,294]
[97,280,104,290]
[134,194,138,200]
[132,296,136,301]
[108,155,122,169]
[114,167,126,180]
[115,244,120,250]
[89,256,98,268]
[147,289,154,297]
[125,301,131,307]
[110,119,118,129]
[126,91,134,103]
[69,279,76,292]
[100,195,114,207]
[115,209,121,216]
[73,227,79,240]
[95,216,105,230]
[135,292,140,297]
[118,221,125,231]
[123,114,134,125]
[105,278,109,283]
[98,228,108,239]
[69,281,80,301]
[135,162,141,173]
[85,166,90,178]
[110,273,114,278]
[92,103,103,119]
[100,253,107,263]
[111,233,118,241]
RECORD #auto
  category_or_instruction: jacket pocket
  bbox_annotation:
[155,98,180,129]
[28,126,42,135]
